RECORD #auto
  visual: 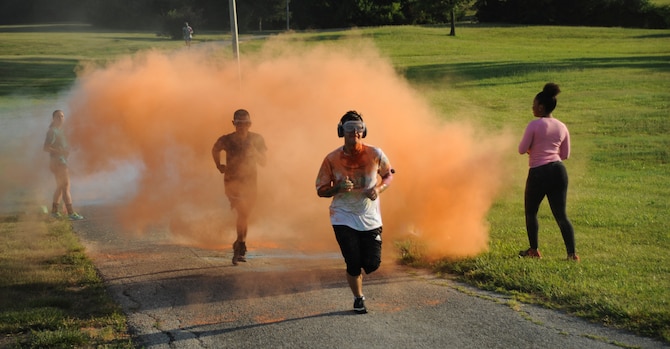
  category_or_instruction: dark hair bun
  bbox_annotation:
[543,83,561,97]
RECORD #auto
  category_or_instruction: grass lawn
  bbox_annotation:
[360,25,670,341]
[0,215,133,348]
[1,23,668,346]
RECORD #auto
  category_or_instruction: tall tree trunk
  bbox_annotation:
[449,9,456,36]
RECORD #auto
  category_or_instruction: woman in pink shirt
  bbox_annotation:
[518,83,579,261]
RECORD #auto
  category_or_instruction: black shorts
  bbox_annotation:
[333,225,382,276]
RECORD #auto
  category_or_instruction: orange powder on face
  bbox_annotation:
[65,36,513,260]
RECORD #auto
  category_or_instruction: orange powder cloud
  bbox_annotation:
[65,36,514,260]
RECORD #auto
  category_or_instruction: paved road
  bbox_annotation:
[73,206,668,349]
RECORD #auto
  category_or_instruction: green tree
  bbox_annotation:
[161,7,204,39]
[0,0,88,24]
[474,0,669,28]
[402,0,471,35]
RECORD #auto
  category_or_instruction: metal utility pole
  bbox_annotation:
[229,0,240,59]
[228,0,241,83]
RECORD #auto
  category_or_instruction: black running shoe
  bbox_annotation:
[232,241,249,265]
[232,241,241,265]
[353,296,367,314]
[238,242,247,262]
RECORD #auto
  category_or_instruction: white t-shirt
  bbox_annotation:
[316,144,392,231]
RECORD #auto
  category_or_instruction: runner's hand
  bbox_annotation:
[333,176,353,194]
[364,188,379,201]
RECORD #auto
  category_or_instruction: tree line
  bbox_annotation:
[1,0,668,35]
[476,0,670,29]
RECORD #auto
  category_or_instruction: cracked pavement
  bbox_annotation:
[73,205,668,349]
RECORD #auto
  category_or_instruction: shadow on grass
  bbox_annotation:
[3,52,668,97]
[634,33,670,39]
[302,33,348,41]
[0,57,78,96]
[402,55,670,85]
[0,279,120,329]
[0,23,94,33]
[102,36,174,43]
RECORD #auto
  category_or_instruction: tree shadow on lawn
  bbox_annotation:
[0,24,94,33]
[102,36,174,43]
[0,279,120,328]
[0,57,78,96]
[403,55,670,85]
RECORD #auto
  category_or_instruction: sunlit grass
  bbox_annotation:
[0,25,234,96]
[0,217,133,348]
[359,25,669,342]
[0,23,668,344]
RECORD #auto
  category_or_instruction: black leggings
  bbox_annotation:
[524,161,576,254]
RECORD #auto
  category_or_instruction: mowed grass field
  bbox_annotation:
[352,25,669,341]
[1,23,669,346]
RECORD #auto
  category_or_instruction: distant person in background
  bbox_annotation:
[183,22,193,47]
[316,110,394,314]
[43,110,84,221]
[518,83,579,261]
[212,109,267,265]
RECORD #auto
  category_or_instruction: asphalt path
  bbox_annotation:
[73,205,668,349]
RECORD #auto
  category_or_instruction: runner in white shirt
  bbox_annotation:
[316,110,394,314]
